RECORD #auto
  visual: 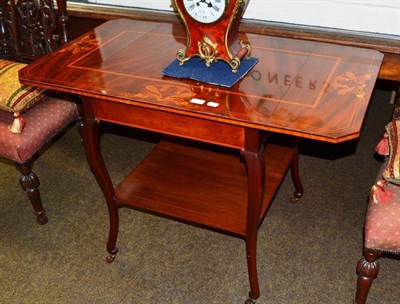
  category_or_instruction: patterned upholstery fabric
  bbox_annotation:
[0,59,47,113]
[365,162,400,253]
[383,120,400,184]
[0,97,78,164]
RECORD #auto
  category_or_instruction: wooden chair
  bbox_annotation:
[0,0,79,224]
[354,110,400,303]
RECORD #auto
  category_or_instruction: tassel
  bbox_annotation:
[370,179,393,205]
[375,133,389,156]
[8,112,25,134]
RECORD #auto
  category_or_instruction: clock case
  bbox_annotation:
[173,0,251,73]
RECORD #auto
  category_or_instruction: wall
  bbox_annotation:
[86,0,400,35]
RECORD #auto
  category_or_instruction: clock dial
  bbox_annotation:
[174,0,251,72]
[183,0,227,24]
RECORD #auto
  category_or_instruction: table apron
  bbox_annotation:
[87,98,248,149]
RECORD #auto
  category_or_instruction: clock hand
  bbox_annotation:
[196,0,213,7]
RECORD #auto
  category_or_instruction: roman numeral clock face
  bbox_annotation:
[174,0,250,72]
[183,0,227,24]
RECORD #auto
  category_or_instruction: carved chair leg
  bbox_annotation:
[354,248,382,304]
[16,163,48,225]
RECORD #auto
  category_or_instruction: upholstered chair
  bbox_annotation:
[0,0,79,224]
[354,118,400,304]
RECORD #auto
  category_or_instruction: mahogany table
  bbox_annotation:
[20,19,383,303]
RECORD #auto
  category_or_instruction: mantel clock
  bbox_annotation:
[173,0,251,73]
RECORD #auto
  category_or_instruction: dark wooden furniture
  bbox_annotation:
[354,169,400,304]
[19,19,384,303]
[0,0,68,60]
[0,0,78,224]
[354,109,400,304]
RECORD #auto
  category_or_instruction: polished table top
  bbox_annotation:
[20,19,383,143]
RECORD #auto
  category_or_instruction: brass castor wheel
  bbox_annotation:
[35,211,48,225]
[106,254,116,263]
[290,191,303,204]
[105,247,118,263]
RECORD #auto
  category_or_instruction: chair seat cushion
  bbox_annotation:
[0,97,78,164]
[365,163,400,253]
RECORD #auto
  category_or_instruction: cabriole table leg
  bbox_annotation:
[241,143,265,304]
[82,115,119,262]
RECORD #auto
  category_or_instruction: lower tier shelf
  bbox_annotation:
[115,138,295,236]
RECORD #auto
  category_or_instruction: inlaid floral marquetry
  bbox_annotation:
[332,72,372,101]
[20,19,384,143]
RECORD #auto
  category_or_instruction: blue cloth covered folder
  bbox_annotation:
[162,57,259,88]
